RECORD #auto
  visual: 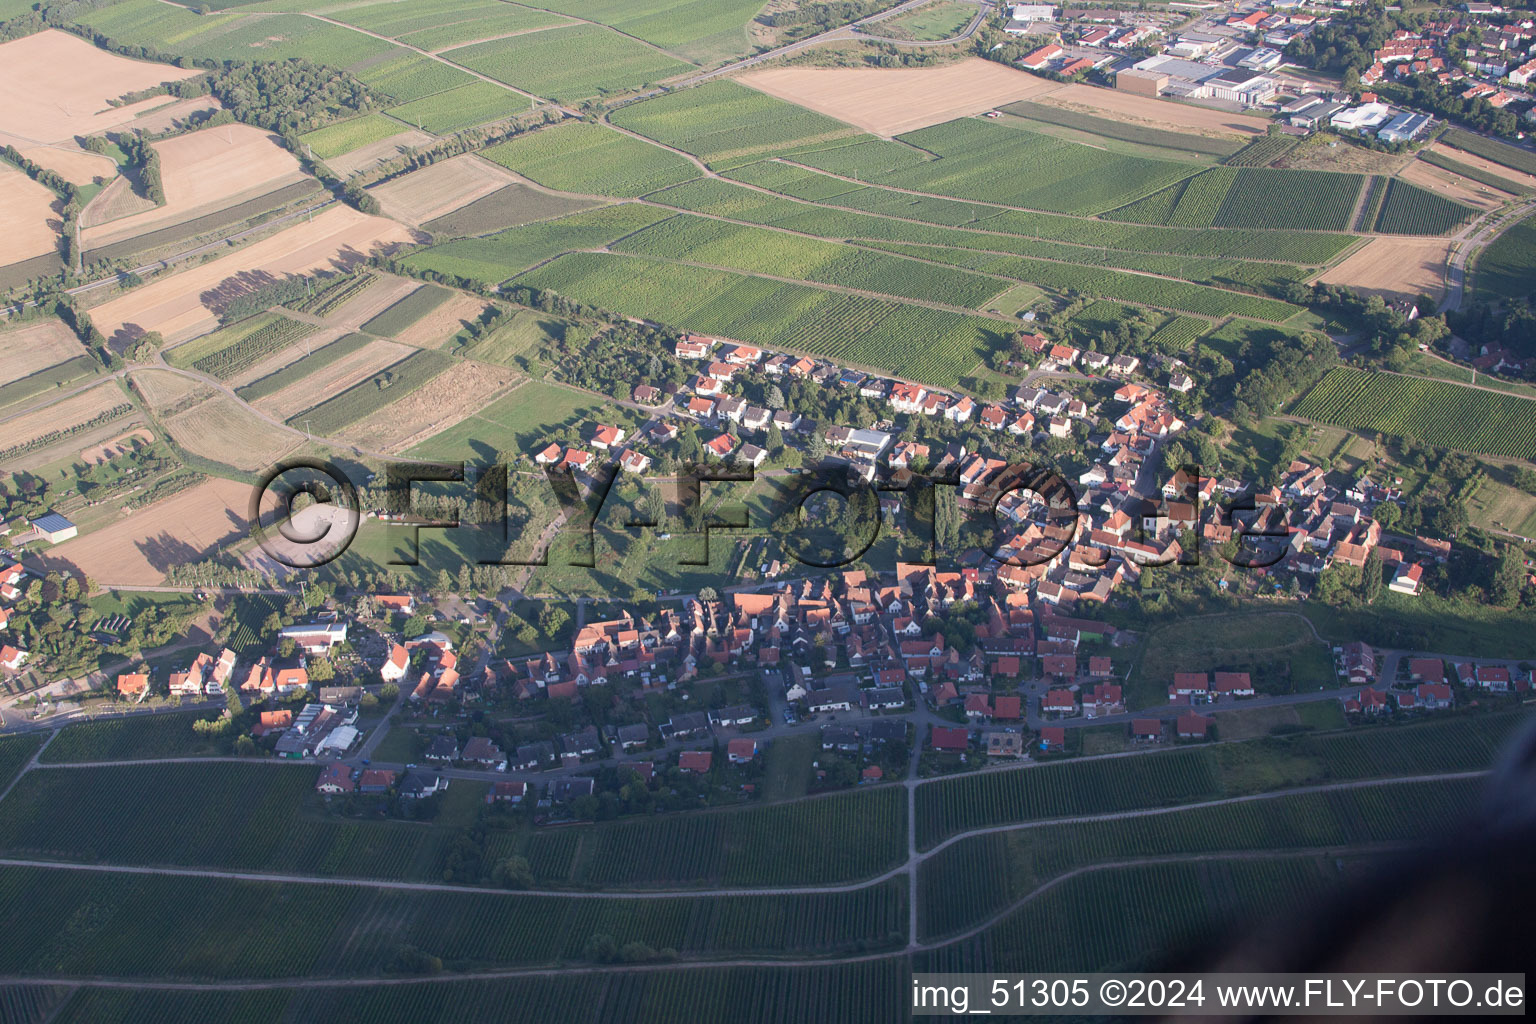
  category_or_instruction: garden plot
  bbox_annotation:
[367,154,515,225]
[0,30,201,144]
[81,125,308,247]
[88,206,419,344]
[739,58,1058,136]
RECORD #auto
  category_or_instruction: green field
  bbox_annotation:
[299,114,408,161]
[0,864,905,978]
[236,332,373,402]
[482,122,699,197]
[352,52,476,104]
[1134,611,1334,706]
[358,283,454,336]
[1441,129,1536,177]
[404,204,673,285]
[74,0,397,66]
[1372,178,1476,235]
[481,0,769,63]
[865,0,976,41]
[330,0,570,50]
[1116,166,1364,231]
[918,775,1476,940]
[288,348,452,434]
[38,713,231,763]
[1224,134,1299,167]
[1001,101,1242,158]
[0,735,43,793]
[0,355,99,413]
[449,23,692,102]
[914,710,1528,847]
[405,379,610,459]
[165,314,314,380]
[1293,367,1536,460]
[43,960,909,1023]
[792,118,1198,216]
[387,82,529,134]
[610,213,1008,307]
[1475,209,1536,302]
[461,310,570,366]
[422,183,599,239]
[513,250,1009,387]
[610,80,870,168]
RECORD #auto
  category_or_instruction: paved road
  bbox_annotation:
[1439,195,1536,313]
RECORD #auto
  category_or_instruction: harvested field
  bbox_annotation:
[80,427,155,465]
[163,393,299,471]
[1034,83,1269,138]
[338,359,519,452]
[81,125,308,247]
[0,381,130,461]
[89,206,420,344]
[252,337,412,420]
[1398,158,1510,211]
[81,175,157,229]
[395,292,491,347]
[1316,235,1450,301]
[326,129,435,178]
[226,327,348,388]
[0,30,201,144]
[324,274,420,330]
[0,320,86,386]
[16,144,116,186]
[127,368,208,413]
[37,477,251,586]
[1431,141,1536,192]
[124,95,222,137]
[0,164,61,267]
[368,154,515,225]
[738,58,1056,136]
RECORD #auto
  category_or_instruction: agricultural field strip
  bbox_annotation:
[693,161,1344,267]
[0,768,1484,897]
[770,157,1359,241]
[616,200,1300,321]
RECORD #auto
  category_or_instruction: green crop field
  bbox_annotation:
[610,80,869,168]
[422,183,599,239]
[915,710,1528,848]
[0,355,99,413]
[1475,210,1536,302]
[476,0,768,63]
[490,786,906,887]
[289,348,452,434]
[482,122,699,197]
[0,864,904,979]
[387,82,528,134]
[299,114,407,161]
[1000,101,1242,158]
[448,24,692,103]
[1353,175,1387,232]
[1293,367,1536,460]
[0,735,42,792]
[1419,150,1534,197]
[672,173,1356,266]
[917,855,1347,974]
[513,250,1008,386]
[863,0,976,41]
[1143,314,1211,351]
[166,314,313,380]
[74,0,397,66]
[358,284,453,336]
[404,379,609,459]
[865,242,1300,321]
[352,52,475,104]
[1441,129,1536,177]
[39,713,232,763]
[1224,134,1299,167]
[236,332,373,402]
[918,776,1476,940]
[610,213,1007,307]
[330,0,570,49]
[1213,168,1364,230]
[793,118,1198,216]
[47,960,910,1023]
[462,309,570,366]
[403,204,673,285]
[1372,179,1476,235]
